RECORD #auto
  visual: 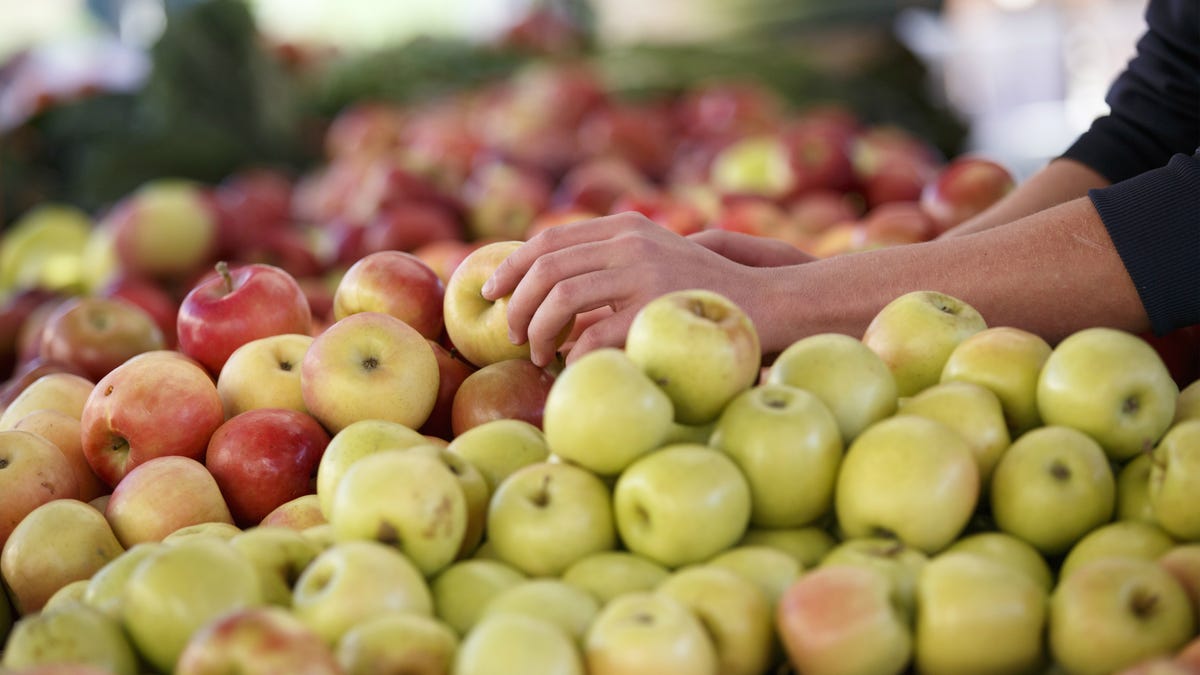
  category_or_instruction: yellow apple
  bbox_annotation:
[1118,452,1159,523]
[446,418,550,491]
[584,591,717,675]
[657,565,774,675]
[940,325,1052,435]
[739,526,837,569]
[0,372,95,430]
[478,578,600,643]
[216,333,313,418]
[314,418,429,518]
[1059,520,1176,581]
[12,409,107,502]
[430,558,526,635]
[560,551,670,605]
[456,613,584,675]
[336,611,458,675]
[1149,419,1200,540]
[943,531,1053,593]
[897,380,1010,484]
[0,601,138,675]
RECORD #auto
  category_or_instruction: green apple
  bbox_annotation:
[657,565,774,675]
[777,563,913,675]
[486,461,615,577]
[216,333,314,418]
[302,522,336,550]
[404,444,490,560]
[739,526,837,569]
[706,545,802,610]
[583,591,718,675]
[82,542,162,619]
[291,540,433,645]
[300,311,440,434]
[454,613,584,675]
[820,537,929,615]
[1118,452,1159,523]
[160,521,243,545]
[1149,419,1200,540]
[940,325,1052,435]
[1059,520,1176,581]
[835,415,979,554]
[560,551,670,604]
[710,134,796,198]
[1050,557,1195,675]
[1176,379,1200,424]
[0,372,94,431]
[624,289,761,425]
[662,419,715,445]
[447,418,550,491]
[1158,544,1200,623]
[1,498,124,615]
[174,606,342,675]
[861,290,988,398]
[1037,327,1178,461]
[478,578,600,643]
[1,601,139,675]
[614,443,751,568]
[315,418,429,518]
[766,332,898,442]
[710,383,842,528]
[336,611,459,675]
[121,537,264,673]
[329,448,467,577]
[944,531,1053,593]
[430,558,526,635]
[542,348,674,475]
[914,551,1047,675]
[989,425,1115,556]
[228,525,322,606]
[42,579,90,612]
[897,380,1010,484]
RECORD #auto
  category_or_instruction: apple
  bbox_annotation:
[820,537,929,616]
[707,545,803,610]
[897,380,1010,484]
[228,526,321,607]
[360,201,463,255]
[1059,520,1177,581]
[41,578,90,612]
[332,250,445,340]
[560,551,671,605]
[861,290,988,398]
[835,415,979,554]
[97,275,181,349]
[990,425,1116,556]
[121,537,264,674]
[1,498,124,615]
[940,325,1053,436]
[291,539,433,645]
[19,406,109,505]
[776,563,913,675]
[259,493,326,531]
[413,238,478,285]
[624,289,761,425]
[313,418,430,517]
[456,613,584,675]
[709,134,797,199]
[0,601,139,675]
[81,542,162,619]
[740,526,837,570]
[405,444,490,559]
[80,351,225,487]
[657,565,774,675]
[327,448,467,576]
[430,558,527,635]
[174,606,341,675]
[478,578,600,644]
[1118,452,1158,523]
[462,161,554,241]
[13,295,70,369]
[1038,327,1178,461]
[709,383,843,527]
[788,189,862,237]
[160,521,243,546]
[1150,419,1200,540]
[553,156,653,214]
[0,429,80,549]
[943,531,1054,593]
[913,551,1046,675]
[1050,558,1195,675]
[542,348,673,476]
[0,288,61,379]
[1176,379,1200,424]
[103,179,218,281]
[216,333,313,418]
[920,155,1015,235]
[584,591,717,675]
[177,261,313,376]
[205,408,330,527]
[450,358,555,436]
[301,311,439,433]
[1158,544,1200,623]
[418,339,477,440]
[335,611,459,675]
[0,372,94,430]
[851,125,941,209]
[210,167,293,254]
[486,461,615,577]
[36,296,165,382]
[861,201,936,247]
[613,443,751,568]
[103,456,233,547]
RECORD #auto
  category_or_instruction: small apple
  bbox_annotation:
[462,161,554,241]
[259,493,326,531]
[104,179,218,282]
[446,419,551,492]
[478,578,600,643]
[174,606,341,675]
[430,558,527,635]
[455,613,584,675]
[335,611,459,675]
[36,296,165,382]
[216,333,314,418]
[1038,327,1178,461]
[96,275,180,349]
[450,358,555,435]
[897,380,1010,484]
[314,418,430,518]
[0,601,139,675]
[943,531,1053,593]
[709,134,797,199]
[1118,452,1158,523]
[1059,520,1177,581]
[584,591,718,675]
[940,326,1054,437]
[920,155,1015,235]
[657,565,774,675]
[560,551,670,605]
[0,429,80,549]
[1149,419,1200,540]
[10,410,105,502]
[332,250,445,339]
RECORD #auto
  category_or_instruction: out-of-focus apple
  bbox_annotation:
[554,156,653,215]
[920,155,1015,236]
[332,250,445,339]
[335,611,459,675]
[11,409,106,502]
[862,202,935,247]
[707,545,803,611]
[103,179,218,282]
[851,126,941,209]
[478,578,600,644]
[413,238,478,285]
[174,606,340,675]
[820,537,929,615]
[450,358,555,436]
[657,565,774,675]
[227,526,321,607]
[36,296,165,383]
[0,429,80,549]
[360,201,462,255]
[456,613,584,675]
[430,558,526,635]
[1158,544,1200,623]
[944,531,1053,593]
[462,161,553,241]
[584,591,717,675]
[560,551,670,605]
[97,276,180,349]
[104,455,233,547]
[0,372,94,431]
[1117,452,1157,523]
[1059,520,1176,581]
[940,325,1053,436]
[1150,419,1200,540]
[0,601,139,675]
[740,526,838,570]
[216,333,313,418]
[259,493,326,531]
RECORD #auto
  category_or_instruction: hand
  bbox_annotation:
[481,212,769,367]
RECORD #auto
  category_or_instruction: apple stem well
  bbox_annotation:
[1130,589,1160,618]
[1049,461,1071,482]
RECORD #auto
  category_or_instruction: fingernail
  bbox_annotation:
[480,279,494,297]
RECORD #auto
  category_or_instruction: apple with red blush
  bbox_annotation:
[98,275,181,349]
[920,155,1015,235]
[862,201,936,246]
[462,161,554,241]
[360,202,462,254]
[323,102,405,159]
[419,340,478,441]
[37,296,166,382]
[553,156,653,215]
[211,168,294,256]
[788,189,863,236]
[0,288,60,379]
[450,358,556,436]
[413,239,479,285]
[852,126,942,208]
[332,250,445,340]
[103,179,220,282]
[576,103,677,179]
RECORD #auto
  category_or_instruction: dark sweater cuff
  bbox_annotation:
[1089,152,1200,335]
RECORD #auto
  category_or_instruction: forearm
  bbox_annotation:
[751,196,1144,354]
[940,158,1110,238]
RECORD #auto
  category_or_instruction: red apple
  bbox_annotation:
[419,340,477,441]
[462,161,554,241]
[788,189,863,236]
[98,275,181,349]
[177,262,313,376]
[360,202,463,255]
[80,351,226,488]
[553,156,654,215]
[675,81,783,141]
[0,429,81,549]
[576,103,677,179]
[412,239,479,285]
[450,358,556,436]
[239,228,326,280]
[324,102,405,159]
[610,191,708,237]
[212,168,294,257]
[852,126,942,208]
[332,250,445,339]
[862,201,937,247]
[205,408,330,527]
[780,111,859,196]
[0,288,60,380]
[104,454,234,546]
[37,296,166,382]
[920,155,1015,235]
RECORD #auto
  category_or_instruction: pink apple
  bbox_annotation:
[323,102,405,159]
[175,606,341,675]
[852,126,942,208]
[419,340,477,441]
[177,262,313,376]
[609,191,707,237]
[920,155,1015,235]
[98,275,181,349]
[462,161,553,241]
[104,455,233,546]
[80,351,226,488]
[0,429,80,549]
[788,189,863,237]
[37,296,166,382]
[205,408,331,527]
[211,167,294,257]
[259,494,326,531]
[332,250,445,339]
[575,105,676,180]
[450,358,556,436]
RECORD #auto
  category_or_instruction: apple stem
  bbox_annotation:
[216,261,234,296]
[1130,589,1159,618]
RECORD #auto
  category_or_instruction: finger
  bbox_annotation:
[563,310,638,365]
[525,269,637,367]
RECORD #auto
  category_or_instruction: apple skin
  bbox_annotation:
[776,563,913,675]
[443,419,551,494]
[216,333,314,418]
[80,351,226,488]
[1059,520,1176,582]
[0,601,140,675]
[1049,557,1195,675]
[740,526,838,570]
[98,275,181,350]
[105,179,219,282]
[0,371,94,431]
[943,531,1054,593]
[456,613,584,675]
[624,289,761,426]
[1149,419,1200,540]
[300,311,440,434]
[1037,327,1178,462]
[450,358,555,436]
[0,429,81,550]
[332,250,445,339]
[560,551,671,605]
[584,591,718,675]
[177,262,314,376]
[11,409,107,502]
[259,493,326,531]
[174,606,341,675]
[919,155,1015,235]
[1117,452,1158,523]
[430,558,527,635]
[940,325,1053,436]
[657,565,775,675]
[204,408,331,527]
[228,525,321,607]
[36,296,166,383]
[478,578,601,644]
[897,380,1011,484]
[335,611,459,675]
[313,418,430,518]
[820,537,929,617]
[103,455,234,547]
[1158,544,1200,624]
[418,339,477,440]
